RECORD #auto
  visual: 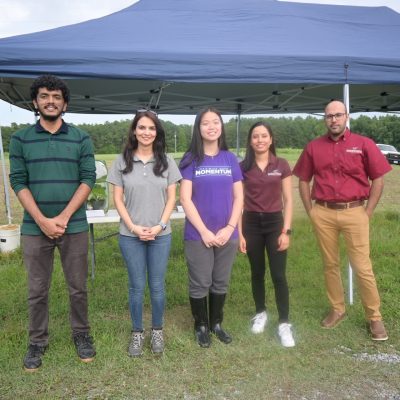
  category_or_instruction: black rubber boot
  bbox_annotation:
[189,297,211,348]
[209,293,232,344]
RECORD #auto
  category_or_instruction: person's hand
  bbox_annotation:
[200,229,217,248]
[308,206,317,220]
[38,217,66,239]
[145,225,163,239]
[131,224,155,241]
[239,235,247,253]
[53,214,69,230]
[364,207,372,219]
[214,226,233,247]
[277,233,290,251]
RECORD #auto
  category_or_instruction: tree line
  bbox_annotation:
[2,114,399,154]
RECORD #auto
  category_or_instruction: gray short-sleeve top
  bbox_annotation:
[107,153,182,236]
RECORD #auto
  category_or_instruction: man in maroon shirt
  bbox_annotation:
[293,100,391,341]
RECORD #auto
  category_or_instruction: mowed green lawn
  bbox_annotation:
[0,152,399,399]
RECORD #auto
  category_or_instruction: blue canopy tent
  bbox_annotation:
[0,0,400,115]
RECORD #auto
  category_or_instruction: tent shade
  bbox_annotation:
[1,78,400,115]
[0,0,400,114]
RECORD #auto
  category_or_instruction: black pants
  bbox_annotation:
[242,211,289,322]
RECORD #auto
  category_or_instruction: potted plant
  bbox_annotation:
[87,183,108,210]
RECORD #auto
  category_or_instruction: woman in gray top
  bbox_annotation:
[107,110,181,357]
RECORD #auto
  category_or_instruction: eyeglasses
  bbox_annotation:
[136,108,158,116]
[324,113,346,121]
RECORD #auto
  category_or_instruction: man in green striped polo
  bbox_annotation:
[9,75,97,372]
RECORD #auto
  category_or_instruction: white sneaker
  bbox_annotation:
[278,323,295,347]
[251,311,268,334]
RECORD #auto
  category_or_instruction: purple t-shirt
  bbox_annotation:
[180,150,243,241]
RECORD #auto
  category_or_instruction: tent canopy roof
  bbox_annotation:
[1,0,400,115]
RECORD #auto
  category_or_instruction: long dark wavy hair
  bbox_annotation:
[241,121,276,172]
[122,110,168,176]
[179,107,228,169]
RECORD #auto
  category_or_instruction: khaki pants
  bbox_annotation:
[310,204,381,321]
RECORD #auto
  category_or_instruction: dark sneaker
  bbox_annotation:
[23,344,47,372]
[73,332,96,363]
[151,329,164,355]
[128,331,145,357]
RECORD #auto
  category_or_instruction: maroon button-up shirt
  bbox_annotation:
[241,153,292,213]
[293,129,392,202]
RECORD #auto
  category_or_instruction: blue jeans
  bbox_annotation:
[119,234,171,331]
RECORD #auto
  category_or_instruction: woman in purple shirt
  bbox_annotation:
[238,122,295,347]
[179,107,243,348]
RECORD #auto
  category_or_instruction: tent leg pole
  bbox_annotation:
[0,126,12,225]
[343,83,354,305]
[348,262,354,305]
[236,103,242,157]
[236,113,241,156]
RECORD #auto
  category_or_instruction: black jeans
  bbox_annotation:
[242,211,289,322]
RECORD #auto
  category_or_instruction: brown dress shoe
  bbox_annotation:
[369,320,388,341]
[321,310,346,329]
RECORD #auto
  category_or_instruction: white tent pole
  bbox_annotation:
[343,82,354,305]
[0,125,12,224]
[236,104,242,156]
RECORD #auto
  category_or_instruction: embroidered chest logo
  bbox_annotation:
[267,169,282,176]
[195,166,232,177]
[346,147,362,154]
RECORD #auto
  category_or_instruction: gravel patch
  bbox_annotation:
[334,344,400,364]
[353,352,400,364]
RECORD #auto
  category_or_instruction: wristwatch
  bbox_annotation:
[282,228,292,235]
[158,221,167,231]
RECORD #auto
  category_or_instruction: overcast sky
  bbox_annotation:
[0,0,399,126]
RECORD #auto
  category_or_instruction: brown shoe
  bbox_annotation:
[321,310,346,329]
[369,320,388,341]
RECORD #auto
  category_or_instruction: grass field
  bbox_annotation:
[0,151,400,399]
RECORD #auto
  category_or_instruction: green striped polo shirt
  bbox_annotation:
[9,120,96,235]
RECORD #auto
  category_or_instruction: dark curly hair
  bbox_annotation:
[30,75,70,103]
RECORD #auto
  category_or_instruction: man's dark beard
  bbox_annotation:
[40,112,63,122]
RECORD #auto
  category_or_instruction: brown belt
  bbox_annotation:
[315,200,365,210]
